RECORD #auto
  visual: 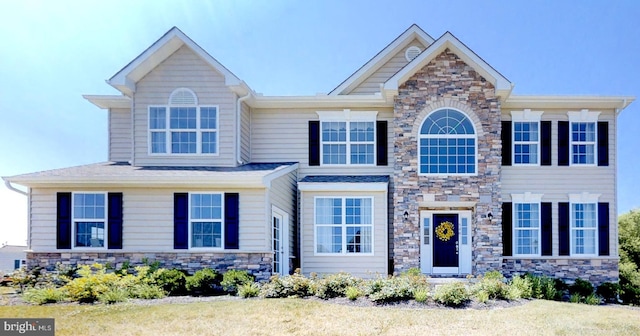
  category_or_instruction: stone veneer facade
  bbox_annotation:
[392,48,503,274]
[27,252,274,281]
[503,258,618,286]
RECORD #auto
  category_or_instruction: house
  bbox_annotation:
[3,25,634,284]
[0,245,27,274]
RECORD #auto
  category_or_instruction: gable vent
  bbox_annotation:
[405,46,422,62]
[169,88,198,105]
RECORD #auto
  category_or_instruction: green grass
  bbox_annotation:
[1,299,639,335]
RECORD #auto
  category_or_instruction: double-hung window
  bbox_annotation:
[514,203,540,255]
[73,193,106,248]
[190,193,223,248]
[317,110,377,165]
[511,110,543,165]
[149,88,218,155]
[571,203,597,255]
[568,110,600,165]
[315,197,373,254]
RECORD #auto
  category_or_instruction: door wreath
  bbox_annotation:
[435,221,455,242]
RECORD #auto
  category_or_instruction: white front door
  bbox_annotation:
[272,207,290,275]
[420,210,472,275]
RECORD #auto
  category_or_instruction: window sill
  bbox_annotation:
[503,256,618,260]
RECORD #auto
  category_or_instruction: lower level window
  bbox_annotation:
[73,193,106,248]
[514,203,540,255]
[571,203,597,255]
[190,193,223,248]
[315,197,373,254]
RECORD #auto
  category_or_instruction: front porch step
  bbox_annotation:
[427,277,470,285]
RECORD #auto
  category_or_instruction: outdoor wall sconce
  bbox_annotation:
[487,211,493,220]
[403,211,409,221]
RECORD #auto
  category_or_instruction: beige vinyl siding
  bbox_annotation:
[133,45,237,166]
[109,108,132,162]
[300,190,387,277]
[349,39,426,95]
[250,107,394,177]
[29,187,269,253]
[501,109,617,256]
[240,101,251,163]
[269,170,298,264]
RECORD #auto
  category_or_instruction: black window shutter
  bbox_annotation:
[376,120,388,166]
[559,202,570,255]
[56,192,72,249]
[598,122,609,166]
[541,202,552,256]
[558,121,570,166]
[224,193,240,249]
[173,193,189,249]
[502,202,512,257]
[541,121,552,166]
[501,121,512,166]
[309,121,320,166]
[598,202,610,256]
[107,193,123,249]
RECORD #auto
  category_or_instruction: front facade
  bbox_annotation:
[4,25,633,283]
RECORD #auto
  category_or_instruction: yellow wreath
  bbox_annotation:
[435,221,455,242]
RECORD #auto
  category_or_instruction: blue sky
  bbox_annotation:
[1,0,639,245]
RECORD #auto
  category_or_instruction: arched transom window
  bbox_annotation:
[419,108,477,175]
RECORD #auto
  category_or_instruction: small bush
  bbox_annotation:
[509,275,532,299]
[526,274,560,301]
[584,293,602,305]
[345,286,362,301]
[596,282,620,303]
[433,282,470,307]
[413,287,429,303]
[130,284,165,299]
[221,270,255,295]
[367,276,415,303]
[22,287,66,305]
[472,272,510,300]
[238,283,260,298]
[314,272,361,299]
[64,264,121,303]
[569,293,582,303]
[152,268,187,296]
[97,286,129,304]
[475,289,489,303]
[260,271,313,298]
[569,278,594,299]
[402,268,422,277]
[185,268,222,296]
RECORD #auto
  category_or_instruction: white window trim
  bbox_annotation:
[511,193,543,257]
[316,110,378,166]
[511,110,543,166]
[418,108,478,177]
[568,109,600,166]
[188,192,225,251]
[147,105,220,156]
[313,196,375,256]
[569,192,600,257]
[71,192,108,250]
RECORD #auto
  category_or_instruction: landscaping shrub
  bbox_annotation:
[472,271,511,300]
[596,282,620,303]
[413,287,429,303]
[584,293,602,305]
[152,268,187,296]
[433,282,470,307]
[508,275,532,299]
[313,272,361,299]
[185,268,223,296]
[569,293,582,303]
[525,274,560,300]
[345,286,362,301]
[238,283,260,298]
[64,264,121,303]
[221,270,254,295]
[129,283,166,299]
[97,286,129,304]
[22,287,66,305]
[366,276,415,303]
[569,278,594,298]
[259,271,313,298]
[620,261,640,305]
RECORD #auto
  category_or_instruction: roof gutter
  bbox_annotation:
[236,91,252,165]
[3,179,27,196]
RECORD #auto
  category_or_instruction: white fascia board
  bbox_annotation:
[329,24,435,96]
[83,95,131,109]
[108,27,247,94]
[503,95,635,111]
[4,175,269,189]
[262,163,299,188]
[298,182,388,192]
[383,32,512,98]
[249,94,391,109]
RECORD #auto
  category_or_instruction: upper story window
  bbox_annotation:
[73,193,106,248]
[317,110,377,165]
[511,110,543,165]
[568,110,600,165]
[419,108,476,175]
[315,197,373,254]
[149,88,218,155]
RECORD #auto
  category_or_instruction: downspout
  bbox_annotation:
[4,180,27,196]
[236,92,252,165]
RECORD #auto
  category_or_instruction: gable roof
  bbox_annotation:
[329,24,435,96]
[383,31,513,100]
[108,27,250,97]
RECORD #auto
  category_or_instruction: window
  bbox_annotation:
[149,88,218,155]
[514,122,539,164]
[571,122,596,164]
[514,203,540,255]
[315,197,373,254]
[571,203,597,255]
[321,121,375,164]
[419,109,476,175]
[73,193,106,248]
[190,193,223,248]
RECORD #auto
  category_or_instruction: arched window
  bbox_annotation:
[419,109,476,175]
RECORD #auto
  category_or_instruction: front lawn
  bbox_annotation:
[1,298,639,335]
